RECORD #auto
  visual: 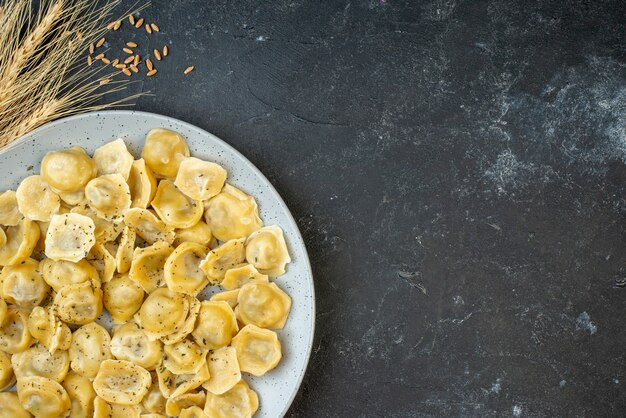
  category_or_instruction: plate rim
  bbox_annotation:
[1,109,316,417]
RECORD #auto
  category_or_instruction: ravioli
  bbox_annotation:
[174,157,227,201]
[204,184,263,242]
[142,128,190,178]
[16,175,60,222]
[41,146,97,193]
[93,138,134,180]
[151,180,203,228]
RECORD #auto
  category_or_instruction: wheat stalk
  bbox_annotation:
[0,0,148,149]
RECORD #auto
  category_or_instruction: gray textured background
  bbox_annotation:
[102,1,626,416]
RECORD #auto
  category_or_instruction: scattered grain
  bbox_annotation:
[147,69,157,77]
[87,56,92,66]
[96,37,105,48]
[146,59,153,70]
[101,57,110,64]
[123,47,133,54]
[95,53,104,60]
[124,56,134,64]
[151,23,160,32]
[111,58,119,66]
[126,41,137,48]
[113,20,122,31]
[89,43,94,54]
[130,65,139,73]
[183,66,194,75]
[145,24,152,34]
[122,68,132,76]
[154,49,162,60]
[162,45,169,56]
[114,63,126,69]
[99,79,110,85]
[128,15,135,25]
[135,18,144,28]
[134,55,140,66]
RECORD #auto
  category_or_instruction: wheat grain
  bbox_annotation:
[162,45,169,56]
[151,23,159,32]
[122,68,131,76]
[134,55,140,66]
[146,59,153,70]
[128,14,135,25]
[89,43,95,54]
[184,66,194,74]
[154,49,161,60]
[101,57,110,64]
[145,23,152,34]
[95,53,104,60]
[130,64,139,73]
[96,37,105,47]
[147,69,157,76]
[126,41,137,47]
[135,18,143,28]
[87,56,92,65]
[124,56,134,64]
[123,47,133,54]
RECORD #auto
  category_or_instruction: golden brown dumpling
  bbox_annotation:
[63,371,96,418]
[11,344,69,382]
[199,238,245,284]
[164,242,209,295]
[204,184,262,242]
[86,242,116,282]
[142,375,166,414]
[221,264,268,291]
[0,392,30,418]
[128,158,157,209]
[202,346,241,395]
[209,289,240,309]
[129,241,173,293]
[41,146,96,193]
[245,225,291,277]
[93,359,151,405]
[40,257,99,292]
[191,301,238,350]
[53,281,103,325]
[180,406,209,418]
[110,322,162,370]
[142,128,190,178]
[17,376,71,418]
[203,380,258,418]
[27,306,71,354]
[162,339,206,375]
[0,190,23,226]
[115,226,136,274]
[236,281,292,329]
[85,174,131,222]
[16,175,60,222]
[165,391,206,417]
[0,306,32,353]
[0,258,49,309]
[0,218,39,266]
[0,350,15,391]
[44,213,96,263]
[124,208,175,245]
[69,322,112,378]
[231,324,281,376]
[103,274,144,323]
[93,138,134,180]
[71,203,124,243]
[151,180,203,229]
[156,359,209,399]
[136,288,188,340]
[173,220,214,247]
[174,157,227,201]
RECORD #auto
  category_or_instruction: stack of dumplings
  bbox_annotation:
[0,128,292,418]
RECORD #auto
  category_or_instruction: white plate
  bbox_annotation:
[0,110,315,418]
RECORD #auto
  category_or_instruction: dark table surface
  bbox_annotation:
[104,1,626,416]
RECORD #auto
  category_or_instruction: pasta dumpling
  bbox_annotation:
[124,208,175,244]
[231,324,281,376]
[94,397,142,418]
[0,392,31,418]
[0,307,32,353]
[163,338,206,374]
[203,346,241,395]
[209,289,240,309]
[93,359,151,405]
[58,188,86,206]
[173,220,214,247]
[0,190,23,226]
[40,257,99,292]
[180,406,209,418]
[245,225,291,277]
[0,258,49,309]
[0,218,40,266]
[0,298,6,324]
[71,203,123,243]
[165,391,206,417]
[41,146,97,193]
[0,350,15,391]
[160,296,200,346]
[174,157,227,201]
[93,138,134,180]
[128,158,157,209]
[142,128,190,178]
[17,376,71,418]
[86,242,116,282]
[53,281,103,325]
[115,226,136,274]
[142,375,166,414]
[11,344,69,382]
[129,240,173,292]
[27,306,71,354]
[45,213,96,262]
[236,282,292,329]
[156,359,210,399]
[63,371,96,418]
[164,242,209,295]
[103,274,144,323]
[151,180,203,228]
[191,301,238,350]
[137,288,189,340]
[69,322,112,378]
[110,322,162,370]
[0,226,5,248]
[85,174,131,222]
[204,184,262,242]
[16,175,60,222]
[199,238,246,284]
[203,380,259,418]
[221,264,268,291]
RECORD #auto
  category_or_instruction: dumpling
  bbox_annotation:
[173,220,214,247]
[221,264,268,291]
[0,218,40,266]
[164,242,209,295]
[209,289,240,309]
[159,297,201,346]
[110,322,162,370]
[124,208,175,244]
[142,375,166,414]
[16,175,60,222]
[0,306,32,353]
[0,350,15,391]
[245,225,291,276]
[93,138,134,180]
[199,238,246,284]
[136,288,189,340]
[69,322,112,378]
[93,359,151,405]
[180,406,209,418]
[44,213,96,262]
[174,157,227,201]
[0,190,23,226]
[151,180,203,228]
[0,258,49,309]
[0,298,6,324]
[71,203,124,243]
[128,158,157,209]
[40,258,99,292]
[165,391,206,417]
[203,380,259,418]
[162,339,206,375]
[156,359,209,398]
[236,282,292,329]
[17,376,71,418]
[231,324,281,376]
[41,146,97,193]
[11,344,69,382]
[202,346,241,395]
[63,371,96,418]
[86,242,116,282]
[191,301,238,350]
[0,392,31,418]
[103,274,145,323]
[27,306,71,354]
[58,188,86,206]
[53,281,103,325]
[85,174,131,222]
[204,184,262,242]
[0,226,5,248]
[142,128,190,178]
[129,240,173,292]
[115,226,136,273]
[94,396,142,418]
